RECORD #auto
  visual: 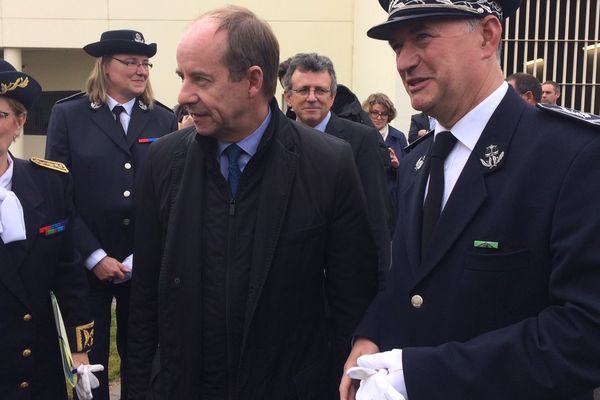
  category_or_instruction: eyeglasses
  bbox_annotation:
[0,111,13,119]
[369,110,389,119]
[289,87,331,98]
[111,57,153,70]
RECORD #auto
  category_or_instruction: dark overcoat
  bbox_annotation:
[0,158,93,400]
[356,89,600,399]
[325,114,391,284]
[127,103,378,400]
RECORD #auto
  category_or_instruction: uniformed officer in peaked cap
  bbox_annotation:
[0,58,100,399]
[45,29,178,400]
[341,1,600,399]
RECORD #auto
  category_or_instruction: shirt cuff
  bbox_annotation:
[85,249,107,270]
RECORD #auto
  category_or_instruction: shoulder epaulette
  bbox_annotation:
[55,91,86,104]
[30,157,69,173]
[154,100,175,113]
[404,130,433,154]
[537,103,600,129]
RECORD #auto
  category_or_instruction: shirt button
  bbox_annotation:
[19,381,29,389]
[411,294,424,308]
[122,218,131,226]
[123,190,131,198]
[124,162,132,170]
[23,314,32,322]
[22,349,32,357]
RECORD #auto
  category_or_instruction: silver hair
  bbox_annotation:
[282,53,338,93]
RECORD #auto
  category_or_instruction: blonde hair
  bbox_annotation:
[85,56,155,108]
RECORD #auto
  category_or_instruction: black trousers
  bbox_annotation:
[75,276,130,400]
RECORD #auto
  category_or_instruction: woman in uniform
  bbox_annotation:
[0,58,96,399]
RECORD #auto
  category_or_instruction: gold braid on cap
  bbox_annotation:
[0,76,29,94]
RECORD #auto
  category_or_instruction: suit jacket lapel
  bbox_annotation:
[324,113,344,139]
[126,99,151,148]
[241,113,299,353]
[90,104,130,154]
[415,90,527,284]
[402,136,433,276]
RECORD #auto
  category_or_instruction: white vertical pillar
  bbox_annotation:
[3,48,24,158]
[352,1,413,134]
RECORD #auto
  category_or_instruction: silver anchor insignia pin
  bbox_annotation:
[480,144,504,169]
[138,100,148,110]
[414,155,426,171]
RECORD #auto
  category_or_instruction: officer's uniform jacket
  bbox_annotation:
[356,88,600,400]
[0,157,93,399]
[45,93,178,261]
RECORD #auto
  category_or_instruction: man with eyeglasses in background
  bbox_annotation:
[45,29,178,400]
[283,53,391,286]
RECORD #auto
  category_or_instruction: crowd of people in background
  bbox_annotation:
[2,1,600,400]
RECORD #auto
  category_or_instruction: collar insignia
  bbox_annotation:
[90,101,102,110]
[138,100,148,110]
[414,155,426,171]
[480,144,504,169]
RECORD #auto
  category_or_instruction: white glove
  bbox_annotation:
[113,254,133,284]
[347,366,405,400]
[75,363,104,400]
[357,349,407,399]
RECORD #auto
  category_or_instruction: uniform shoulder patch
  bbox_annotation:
[404,130,433,154]
[537,103,600,129]
[30,157,69,173]
[55,91,86,104]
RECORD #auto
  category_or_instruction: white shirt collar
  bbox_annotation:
[379,124,389,141]
[106,95,136,115]
[435,81,509,150]
[0,154,14,191]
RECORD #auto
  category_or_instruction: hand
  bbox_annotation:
[92,256,128,281]
[75,363,104,400]
[72,352,89,369]
[389,148,400,169]
[339,337,380,400]
[417,129,427,137]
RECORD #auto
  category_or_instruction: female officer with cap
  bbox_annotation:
[45,29,178,400]
[0,59,99,399]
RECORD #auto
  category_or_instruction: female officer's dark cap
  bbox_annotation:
[367,0,522,40]
[84,29,157,57]
[0,59,42,110]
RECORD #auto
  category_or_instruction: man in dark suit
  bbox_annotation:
[45,30,178,400]
[408,112,435,144]
[341,1,600,399]
[126,6,377,399]
[283,53,391,285]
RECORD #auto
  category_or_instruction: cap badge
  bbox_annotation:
[0,76,29,94]
[134,33,144,43]
[414,155,426,171]
[138,100,148,110]
[480,144,504,169]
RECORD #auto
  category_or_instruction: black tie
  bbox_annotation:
[112,105,127,137]
[421,131,457,258]
[223,144,243,197]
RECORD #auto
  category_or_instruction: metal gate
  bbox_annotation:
[503,0,600,114]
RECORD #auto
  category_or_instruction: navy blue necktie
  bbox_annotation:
[112,105,127,137]
[224,144,243,197]
[421,131,457,258]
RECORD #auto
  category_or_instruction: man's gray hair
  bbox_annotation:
[282,53,338,93]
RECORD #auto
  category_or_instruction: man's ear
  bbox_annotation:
[246,65,264,98]
[480,15,503,59]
